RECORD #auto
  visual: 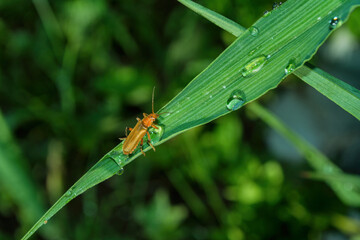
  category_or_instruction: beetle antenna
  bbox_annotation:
[152,86,155,114]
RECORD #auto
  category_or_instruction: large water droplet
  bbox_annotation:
[241,55,268,78]
[329,16,340,30]
[226,90,246,111]
[285,59,296,75]
[148,124,164,145]
[249,26,259,37]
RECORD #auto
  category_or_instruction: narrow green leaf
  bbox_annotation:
[167,169,208,220]
[294,65,360,120]
[22,0,360,238]
[178,0,246,37]
[247,102,360,206]
[304,171,360,186]
[0,111,45,226]
[20,156,120,240]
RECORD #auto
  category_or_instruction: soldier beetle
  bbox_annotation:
[120,87,164,156]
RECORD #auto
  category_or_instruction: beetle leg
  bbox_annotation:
[143,113,148,118]
[124,127,133,137]
[140,138,146,156]
[151,124,158,129]
[119,137,126,140]
[136,117,141,122]
[146,131,156,152]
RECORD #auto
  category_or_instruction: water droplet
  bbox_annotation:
[186,97,190,100]
[116,168,124,176]
[263,10,271,17]
[317,16,322,21]
[65,189,73,197]
[222,85,226,89]
[241,55,268,78]
[249,26,259,37]
[329,16,340,30]
[272,2,279,9]
[226,90,246,111]
[148,124,164,145]
[209,95,213,99]
[65,188,77,199]
[285,59,296,75]
[44,220,48,225]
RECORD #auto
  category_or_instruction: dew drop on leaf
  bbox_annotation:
[241,55,268,78]
[226,90,246,111]
[329,16,340,30]
[249,26,259,37]
[116,168,124,176]
[285,59,296,75]
[272,2,279,9]
[65,189,73,197]
[148,124,164,144]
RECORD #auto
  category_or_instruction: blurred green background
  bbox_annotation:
[1,0,360,239]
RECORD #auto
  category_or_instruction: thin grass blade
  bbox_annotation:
[0,111,45,230]
[247,102,360,206]
[304,171,360,186]
[178,0,245,37]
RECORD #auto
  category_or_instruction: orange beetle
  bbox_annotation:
[120,87,162,156]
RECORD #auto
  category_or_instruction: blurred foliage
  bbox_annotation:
[0,0,360,239]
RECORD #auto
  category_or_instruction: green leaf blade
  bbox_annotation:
[295,65,360,120]
[179,0,360,122]
[178,0,245,37]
